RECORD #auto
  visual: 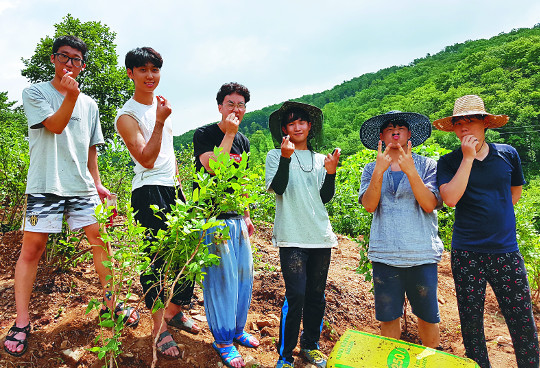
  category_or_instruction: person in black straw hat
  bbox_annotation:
[265,101,340,368]
[359,110,444,349]
[435,95,539,368]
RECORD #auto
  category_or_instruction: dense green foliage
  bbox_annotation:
[0,92,29,231]
[21,14,133,140]
[175,25,540,179]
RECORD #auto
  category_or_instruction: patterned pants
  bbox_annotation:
[451,249,539,368]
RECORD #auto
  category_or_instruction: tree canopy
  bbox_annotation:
[21,14,133,140]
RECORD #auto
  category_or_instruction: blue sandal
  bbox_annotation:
[233,331,259,348]
[212,341,242,368]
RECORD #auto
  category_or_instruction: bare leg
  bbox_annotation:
[152,303,187,357]
[380,318,401,340]
[4,231,48,354]
[418,318,440,348]
[84,223,137,324]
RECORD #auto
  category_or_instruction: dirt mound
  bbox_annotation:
[1,226,537,367]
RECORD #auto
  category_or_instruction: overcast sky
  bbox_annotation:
[1,0,538,135]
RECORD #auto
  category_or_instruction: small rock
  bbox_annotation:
[244,355,259,367]
[60,340,69,349]
[438,296,446,304]
[124,352,134,358]
[217,362,224,367]
[260,326,275,337]
[496,336,513,347]
[257,319,273,328]
[268,313,280,323]
[127,294,139,302]
[62,348,85,362]
[192,314,207,322]
[260,337,275,347]
[251,321,258,331]
[186,356,198,366]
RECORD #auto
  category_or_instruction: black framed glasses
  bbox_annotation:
[53,53,84,68]
[224,101,246,111]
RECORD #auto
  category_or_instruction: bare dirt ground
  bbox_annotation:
[1,223,538,368]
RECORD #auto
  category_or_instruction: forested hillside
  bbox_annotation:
[174,25,540,177]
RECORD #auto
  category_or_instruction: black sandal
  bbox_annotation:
[156,331,180,360]
[100,302,140,328]
[4,322,30,357]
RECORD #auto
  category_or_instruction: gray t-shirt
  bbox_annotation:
[359,153,444,267]
[114,98,176,190]
[265,149,337,248]
[22,81,104,196]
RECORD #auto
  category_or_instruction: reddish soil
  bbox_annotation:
[0,223,538,368]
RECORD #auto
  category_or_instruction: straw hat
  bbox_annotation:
[433,95,509,132]
[359,110,432,150]
[268,101,323,146]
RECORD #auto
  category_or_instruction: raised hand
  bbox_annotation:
[224,112,240,136]
[281,135,295,158]
[156,95,172,124]
[397,141,415,176]
[374,140,392,172]
[61,68,80,97]
[461,134,479,160]
[324,148,341,174]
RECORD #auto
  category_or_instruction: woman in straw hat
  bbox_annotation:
[265,101,340,368]
[435,95,539,368]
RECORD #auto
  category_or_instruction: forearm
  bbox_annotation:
[361,169,384,212]
[87,145,102,186]
[406,171,438,213]
[320,173,336,204]
[269,156,291,195]
[439,158,474,207]
[42,95,78,134]
[136,124,165,168]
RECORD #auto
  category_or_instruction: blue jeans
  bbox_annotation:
[202,217,253,344]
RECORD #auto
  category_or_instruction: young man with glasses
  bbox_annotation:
[435,95,539,368]
[4,35,139,357]
[193,82,258,368]
[115,47,200,360]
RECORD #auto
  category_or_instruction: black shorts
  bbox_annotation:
[131,185,181,235]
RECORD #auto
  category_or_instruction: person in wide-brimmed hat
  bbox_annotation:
[435,95,539,367]
[266,101,340,368]
[359,110,443,349]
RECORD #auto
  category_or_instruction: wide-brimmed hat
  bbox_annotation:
[433,95,509,132]
[268,101,323,146]
[359,110,432,150]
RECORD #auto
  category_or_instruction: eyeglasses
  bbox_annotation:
[223,101,246,111]
[53,53,84,68]
[452,114,486,124]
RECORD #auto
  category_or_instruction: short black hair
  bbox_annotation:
[53,35,88,61]
[380,119,409,133]
[125,47,163,70]
[282,107,311,128]
[216,82,250,105]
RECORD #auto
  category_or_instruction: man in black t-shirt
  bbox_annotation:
[193,82,258,368]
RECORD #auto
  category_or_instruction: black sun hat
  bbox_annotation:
[268,101,323,147]
[359,110,432,150]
